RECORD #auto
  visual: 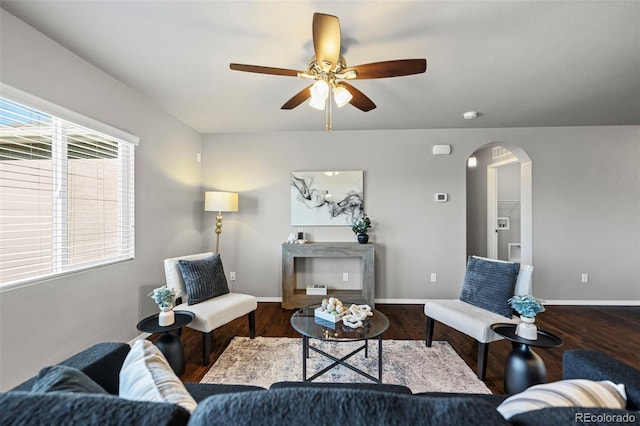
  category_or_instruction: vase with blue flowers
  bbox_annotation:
[508,295,545,340]
[149,285,178,326]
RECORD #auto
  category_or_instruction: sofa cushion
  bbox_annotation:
[10,342,130,394]
[189,388,510,426]
[563,349,640,410]
[119,340,197,413]
[31,365,108,395]
[0,391,190,426]
[184,382,267,402]
[270,381,412,395]
[497,379,627,420]
[508,407,638,426]
[459,256,520,318]
[178,254,229,305]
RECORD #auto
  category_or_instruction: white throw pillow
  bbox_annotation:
[119,340,197,413]
[497,379,627,420]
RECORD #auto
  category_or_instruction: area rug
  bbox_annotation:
[200,337,491,394]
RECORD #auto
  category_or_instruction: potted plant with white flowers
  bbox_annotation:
[149,285,178,326]
[508,295,545,340]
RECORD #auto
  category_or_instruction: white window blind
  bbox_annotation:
[0,95,136,288]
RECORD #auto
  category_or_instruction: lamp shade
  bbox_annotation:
[204,191,239,212]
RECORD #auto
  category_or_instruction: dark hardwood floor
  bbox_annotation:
[163,303,640,394]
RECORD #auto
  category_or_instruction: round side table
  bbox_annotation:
[137,310,195,376]
[491,323,563,394]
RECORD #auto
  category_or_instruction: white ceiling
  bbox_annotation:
[2,1,639,133]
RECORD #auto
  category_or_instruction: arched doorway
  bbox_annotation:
[466,144,532,265]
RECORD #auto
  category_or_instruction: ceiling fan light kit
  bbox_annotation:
[309,80,330,110]
[230,13,427,130]
[333,84,353,108]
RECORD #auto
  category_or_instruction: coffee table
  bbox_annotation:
[290,304,389,383]
[491,323,563,394]
[137,310,195,376]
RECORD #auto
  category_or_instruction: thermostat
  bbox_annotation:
[435,193,448,202]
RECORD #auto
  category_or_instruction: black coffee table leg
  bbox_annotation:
[154,332,186,376]
[505,343,547,394]
[302,335,308,381]
[378,336,383,382]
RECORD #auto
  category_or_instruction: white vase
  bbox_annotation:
[515,316,538,340]
[158,305,175,326]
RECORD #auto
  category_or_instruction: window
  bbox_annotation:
[0,90,137,288]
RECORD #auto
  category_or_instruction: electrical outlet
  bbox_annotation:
[581,273,588,284]
[230,271,236,281]
[343,273,349,282]
[430,273,437,283]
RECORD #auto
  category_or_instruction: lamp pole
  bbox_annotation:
[214,211,223,254]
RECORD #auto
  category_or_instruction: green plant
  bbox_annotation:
[352,213,372,235]
[508,295,545,318]
[149,285,178,308]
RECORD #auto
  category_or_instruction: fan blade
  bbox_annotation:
[230,63,300,77]
[340,82,376,112]
[313,13,341,70]
[345,59,427,79]
[281,84,313,110]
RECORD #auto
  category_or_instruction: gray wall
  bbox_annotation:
[1,8,639,392]
[202,126,640,304]
[0,11,203,390]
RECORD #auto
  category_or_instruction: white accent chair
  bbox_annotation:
[424,261,533,380]
[164,252,257,365]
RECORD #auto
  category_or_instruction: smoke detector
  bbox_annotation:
[463,111,478,120]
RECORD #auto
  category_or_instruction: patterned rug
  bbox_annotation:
[200,337,491,394]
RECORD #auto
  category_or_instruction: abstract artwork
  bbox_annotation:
[290,171,363,226]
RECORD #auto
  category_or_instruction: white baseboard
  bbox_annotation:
[257,297,425,304]
[542,300,640,306]
[257,297,640,306]
[256,297,282,303]
[379,299,640,306]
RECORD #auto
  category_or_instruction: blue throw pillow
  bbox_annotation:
[178,254,229,305]
[459,256,520,318]
[31,365,108,394]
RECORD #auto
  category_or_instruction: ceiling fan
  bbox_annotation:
[230,13,427,130]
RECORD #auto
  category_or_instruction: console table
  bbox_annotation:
[282,242,375,309]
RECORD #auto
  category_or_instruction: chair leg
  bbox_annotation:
[425,316,435,347]
[477,342,489,381]
[248,310,256,339]
[202,331,212,366]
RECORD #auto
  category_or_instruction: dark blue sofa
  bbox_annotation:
[1,343,638,425]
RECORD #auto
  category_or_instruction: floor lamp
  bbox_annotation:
[204,191,239,254]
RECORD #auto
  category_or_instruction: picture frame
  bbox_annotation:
[290,170,363,226]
